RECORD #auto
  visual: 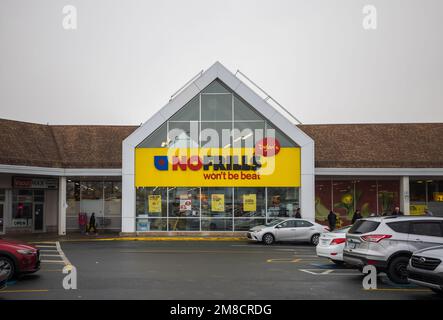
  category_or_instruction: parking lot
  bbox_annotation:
[0,240,441,300]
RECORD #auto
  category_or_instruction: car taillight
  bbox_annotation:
[360,234,392,242]
[330,238,346,245]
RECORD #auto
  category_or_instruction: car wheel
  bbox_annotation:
[310,234,320,246]
[431,288,443,295]
[387,256,410,284]
[262,233,275,245]
[331,260,345,266]
[0,256,15,281]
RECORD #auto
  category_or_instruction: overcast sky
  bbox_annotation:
[0,0,442,125]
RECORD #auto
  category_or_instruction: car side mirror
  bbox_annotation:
[275,225,281,229]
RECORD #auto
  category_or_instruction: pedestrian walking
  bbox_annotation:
[86,212,98,235]
[295,208,301,218]
[351,210,363,224]
[327,210,337,231]
[391,206,404,216]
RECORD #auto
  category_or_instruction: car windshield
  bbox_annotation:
[332,226,352,233]
[265,219,284,227]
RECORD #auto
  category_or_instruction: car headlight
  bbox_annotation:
[17,249,35,255]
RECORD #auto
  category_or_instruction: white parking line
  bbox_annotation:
[56,241,72,266]
[40,254,63,257]
[299,269,361,276]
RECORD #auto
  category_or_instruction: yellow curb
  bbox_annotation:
[363,288,431,292]
[0,289,49,293]
[61,237,247,242]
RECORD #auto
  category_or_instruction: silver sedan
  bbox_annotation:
[247,218,329,245]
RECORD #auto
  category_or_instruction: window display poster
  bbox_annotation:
[433,192,443,202]
[148,195,162,213]
[243,194,257,212]
[410,204,427,215]
[211,194,225,212]
[137,219,150,231]
[179,194,192,212]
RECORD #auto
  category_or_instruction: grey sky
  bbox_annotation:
[0,0,442,125]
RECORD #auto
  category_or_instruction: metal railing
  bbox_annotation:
[235,69,302,125]
[168,66,302,125]
[169,69,204,101]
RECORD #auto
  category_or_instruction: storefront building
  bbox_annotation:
[0,62,442,235]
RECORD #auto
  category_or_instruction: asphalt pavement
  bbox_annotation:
[0,240,441,300]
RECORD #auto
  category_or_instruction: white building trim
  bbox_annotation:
[0,164,122,177]
[122,62,316,232]
[315,167,443,176]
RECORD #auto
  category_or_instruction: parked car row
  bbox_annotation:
[248,216,443,296]
[318,216,443,295]
[247,218,330,245]
[0,238,40,290]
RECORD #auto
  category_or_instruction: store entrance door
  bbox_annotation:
[0,203,4,234]
[33,203,44,232]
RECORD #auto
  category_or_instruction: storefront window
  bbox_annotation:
[410,179,443,216]
[315,180,332,222]
[201,187,232,217]
[234,218,266,231]
[315,179,400,224]
[136,187,167,217]
[267,187,299,220]
[354,180,378,217]
[332,180,355,219]
[12,190,38,229]
[201,94,232,121]
[168,218,200,231]
[377,180,400,215]
[410,180,426,202]
[0,189,5,232]
[66,180,122,232]
[168,188,200,218]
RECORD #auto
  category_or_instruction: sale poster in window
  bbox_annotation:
[211,194,225,212]
[243,194,257,212]
[148,195,162,213]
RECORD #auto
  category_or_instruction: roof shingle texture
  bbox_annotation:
[298,123,443,168]
[0,119,441,169]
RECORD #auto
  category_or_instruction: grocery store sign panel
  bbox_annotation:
[135,142,301,187]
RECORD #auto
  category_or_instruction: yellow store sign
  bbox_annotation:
[135,147,301,187]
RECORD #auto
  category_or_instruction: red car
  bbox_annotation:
[0,238,40,280]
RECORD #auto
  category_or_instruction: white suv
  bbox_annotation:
[343,216,443,284]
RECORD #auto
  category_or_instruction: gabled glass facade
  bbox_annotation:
[135,79,300,231]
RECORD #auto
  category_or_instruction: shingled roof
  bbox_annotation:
[0,118,442,169]
[0,118,136,168]
[298,123,443,168]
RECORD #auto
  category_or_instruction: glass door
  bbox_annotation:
[33,203,44,232]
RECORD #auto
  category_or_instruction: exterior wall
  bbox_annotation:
[0,174,12,188]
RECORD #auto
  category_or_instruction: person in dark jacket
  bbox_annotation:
[295,208,301,218]
[351,210,363,224]
[87,212,97,234]
[327,211,337,231]
[391,206,404,216]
